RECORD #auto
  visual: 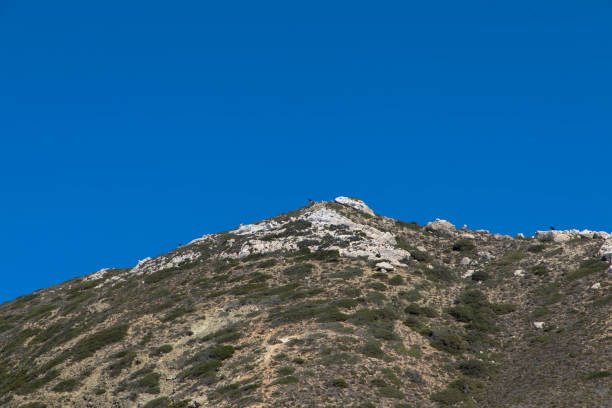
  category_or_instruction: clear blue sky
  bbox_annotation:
[1,1,611,303]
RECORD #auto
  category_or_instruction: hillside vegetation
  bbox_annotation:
[0,198,610,408]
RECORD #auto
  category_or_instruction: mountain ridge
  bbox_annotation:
[1,197,610,408]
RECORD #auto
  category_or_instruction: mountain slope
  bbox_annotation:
[1,198,610,408]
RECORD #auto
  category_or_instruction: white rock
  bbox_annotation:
[534,230,571,243]
[598,237,612,262]
[425,218,456,234]
[416,245,427,252]
[479,251,493,261]
[516,233,525,238]
[375,262,395,271]
[533,321,545,329]
[579,230,595,239]
[461,233,475,239]
[462,224,468,230]
[608,265,612,274]
[475,229,490,234]
[590,282,601,290]
[594,231,610,239]
[514,269,525,277]
[234,221,280,235]
[460,257,471,266]
[462,269,475,279]
[334,196,375,216]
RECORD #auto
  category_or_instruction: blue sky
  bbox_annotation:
[1,1,611,303]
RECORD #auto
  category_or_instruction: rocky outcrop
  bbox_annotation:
[425,218,456,234]
[334,196,375,216]
[598,237,612,262]
[534,229,610,243]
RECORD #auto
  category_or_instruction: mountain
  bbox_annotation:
[1,197,610,408]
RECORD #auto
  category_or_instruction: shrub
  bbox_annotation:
[378,386,404,399]
[528,244,547,253]
[366,291,387,304]
[108,350,137,377]
[395,220,420,230]
[331,267,364,280]
[531,264,549,276]
[277,366,295,376]
[566,259,608,281]
[52,378,80,392]
[367,282,387,291]
[585,370,610,380]
[430,332,466,355]
[274,376,298,385]
[471,270,490,282]
[179,345,235,382]
[201,327,242,344]
[424,264,455,282]
[388,275,404,286]
[457,359,489,377]
[452,239,476,252]
[142,397,170,408]
[533,283,561,305]
[430,387,464,405]
[360,341,385,359]
[404,303,437,317]
[399,289,421,302]
[150,345,173,356]
[17,404,47,408]
[283,263,314,280]
[72,325,129,361]
[330,378,348,388]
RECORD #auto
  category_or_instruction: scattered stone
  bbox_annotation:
[334,196,375,216]
[598,237,612,262]
[533,322,545,329]
[516,233,525,238]
[462,269,475,279]
[590,282,601,290]
[461,233,475,239]
[479,251,493,261]
[460,257,471,266]
[416,245,427,252]
[514,269,525,277]
[375,262,395,272]
[425,218,456,234]
[462,224,468,230]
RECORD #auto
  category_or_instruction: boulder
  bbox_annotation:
[514,269,525,277]
[425,218,456,234]
[534,230,571,243]
[334,196,375,216]
[462,269,475,279]
[460,257,471,266]
[590,282,601,290]
[375,262,395,272]
[516,233,525,238]
[533,322,545,329]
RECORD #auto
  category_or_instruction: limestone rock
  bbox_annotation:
[375,262,395,271]
[534,230,571,243]
[590,282,601,290]
[334,196,375,216]
[460,257,471,266]
[462,269,475,279]
[425,218,456,234]
[514,269,525,277]
[533,322,545,329]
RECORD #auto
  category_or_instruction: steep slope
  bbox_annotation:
[0,198,610,408]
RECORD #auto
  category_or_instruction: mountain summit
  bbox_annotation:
[1,197,610,408]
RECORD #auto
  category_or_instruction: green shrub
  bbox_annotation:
[405,303,437,318]
[388,275,404,286]
[457,359,489,377]
[274,376,298,385]
[395,220,420,230]
[366,291,387,304]
[72,324,129,361]
[367,282,387,291]
[330,378,348,388]
[142,397,170,408]
[360,341,385,359]
[566,259,608,281]
[424,264,455,282]
[430,387,464,405]
[108,350,137,377]
[452,239,476,252]
[399,289,421,302]
[528,244,547,253]
[431,332,466,355]
[533,283,561,305]
[531,264,549,276]
[331,267,364,280]
[283,263,314,280]
[17,403,47,408]
[277,366,295,376]
[52,378,80,392]
[585,370,610,380]
[406,344,422,358]
[378,386,404,399]
[201,326,242,344]
[471,270,490,282]
[150,344,173,356]
[179,345,235,382]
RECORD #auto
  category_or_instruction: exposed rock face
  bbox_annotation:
[334,196,375,216]
[598,237,612,262]
[535,229,610,243]
[425,218,456,234]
